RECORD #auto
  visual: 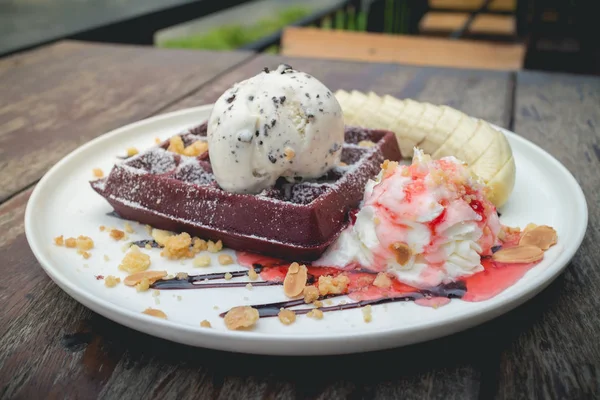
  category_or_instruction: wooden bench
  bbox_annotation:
[419,12,516,36]
[281,27,525,70]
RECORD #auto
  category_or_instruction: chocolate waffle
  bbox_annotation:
[91,123,401,261]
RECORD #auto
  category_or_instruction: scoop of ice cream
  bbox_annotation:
[315,149,501,288]
[207,64,345,193]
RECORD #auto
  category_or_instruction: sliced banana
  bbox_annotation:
[433,114,479,159]
[418,106,463,155]
[486,155,516,207]
[334,90,516,207]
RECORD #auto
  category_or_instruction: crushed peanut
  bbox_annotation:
[142,308,167,319]
[381,159,399,177]
[176,272,189,280]
[151,228,174,246]
[283,262,308,297]
[362,305,373,323]
[245,283,253,290]
[124,222,135,234]
[145,243,152,250]
[167,135,185,154]
[224,272,233,280]
[307,309,324,319]
[110,229,125,241]
[193,255,211,267]
[207,240,223,253]
[104,275,121,288]
[247,268,258,281]
[218,254,234,265]
[200,320,212,328]
[313,300,323,308]
[155,137,162,144]
[317,275,350,296]
[373,272,392,289]
[358,140,376,148]
[124,270,167,286]
[92,168,104,178]
[65,237,76,248]
[278,309,296,325]
[99,226,106,232]
[152,290,160,297]
[492,245,544,264]
[160,232,193,259]
[183,140,209,157]
[284,147,295,160]
[119,245,151,273]
[135,277,151,292]
[192,237,208,253]
[224,306,259,330]
[79,251,91,259]
[54,235,64,246]
[126,147,139,157]
[103,254,110,262]
[390,242,411,265]
[338,161,348,167]
[75,236,94,251]
[303,286,320,303]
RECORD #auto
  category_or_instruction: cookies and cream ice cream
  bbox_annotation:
[315,149,501,288]
[207,64,345,193]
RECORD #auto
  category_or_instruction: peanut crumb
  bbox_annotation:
[317,275,350,296]
[119,245,151,273]
[65,237,76,248]
[200,320,212,328]
[103,254,110,262]
[278,309,296,325]
[176,272,188,280]
[135,277,151,292]
[358,140,376,148]
[218,254,234,265]
[307,309,324,319]
[284,147,295,160]
[145,243,152,250]
[207,240,223,253]
[142,308,167,319]
[79,250,91,259]
[224,306,259,330]
[389,242,411,265]
[183,140,209,157]
[124,222,134,234]
[192,237,208,253]
[75,235,94,251]
[99,225,106,232]
[303,286,319,303]
[151,228,174,246]
[373,272,392,289]
[313,300,323,308]
[245,283,253,290]
[160,232,193,259]
[325,299,333,306]
[126,147,139,157]
[104,275,121,287]
[124,270,167,286]
[224,272,233,280]
[92,168,104,178]
[152,290,160,297]
[54,235,64,246]
[155,137,161,144]
[110,229,125,241]
[193,255,211,267]
[167,135,185,154]
[247,268,258,281]
[362,305,373,323]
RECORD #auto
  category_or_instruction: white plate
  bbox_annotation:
[25,106,588,355]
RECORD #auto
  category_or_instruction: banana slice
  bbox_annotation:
[395,99,426,157]
[411,103,444,154]
[433,114,479,159]
[353,92,384,127]
[486,155,516,207]
[470,128,513,183]
[457,120,498,166]
[418,106,463,155]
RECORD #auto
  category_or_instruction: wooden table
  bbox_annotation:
[1,41,598,399]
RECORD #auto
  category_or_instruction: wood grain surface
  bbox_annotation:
[1,43,599,400]
[0,40,253,203]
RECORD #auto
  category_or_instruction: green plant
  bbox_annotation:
[159,6,311,50]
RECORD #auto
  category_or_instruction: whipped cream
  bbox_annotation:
[207,64,345,194]
[315,149,501,288]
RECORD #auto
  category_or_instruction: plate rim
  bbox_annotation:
[24,105,589,354]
